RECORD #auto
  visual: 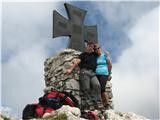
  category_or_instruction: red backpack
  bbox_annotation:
[23,91,79,119]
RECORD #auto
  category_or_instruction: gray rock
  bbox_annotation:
[42,105,87,120]
[104,110,149,120]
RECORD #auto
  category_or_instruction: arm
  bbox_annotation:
[105,51,110,57]
[105,51,112,80]
[107,59,112,80]
[107,59,112,75]
[105,51,112,73]
[66,59,81,75]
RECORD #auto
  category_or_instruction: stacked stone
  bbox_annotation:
[106,81,114,109]
[44,49,81,103]
[43,49,113,109]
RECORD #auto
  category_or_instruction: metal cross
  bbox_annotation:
[53,3,98,52]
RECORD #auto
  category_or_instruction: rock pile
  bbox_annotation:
[38,107,149,120]
[36,107,149,120]
[0,109,149,120]
[104,110,149,120]
[44,49,81,103]
[43,49,114,108]
[42,105,86,120]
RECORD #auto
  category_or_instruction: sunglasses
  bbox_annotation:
[94,47,100,50]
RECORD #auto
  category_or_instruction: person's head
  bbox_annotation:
[94,43,101,55]
[86,41,95,52]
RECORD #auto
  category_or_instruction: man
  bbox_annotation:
[66,42,103,110]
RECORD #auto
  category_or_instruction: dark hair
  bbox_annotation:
[94,43,99,48]
[94,44,100,51]
[87,41,95,45]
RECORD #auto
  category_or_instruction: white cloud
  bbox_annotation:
[2,2,62,117]
[2,46,46,116]
[96,1,159,30]
[112,6,159,119]
[2,2,60,54]
[91,1,159,63]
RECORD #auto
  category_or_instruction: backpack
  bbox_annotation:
[22,104,37,119]
[39,91,76,108]
[22,91,79,119]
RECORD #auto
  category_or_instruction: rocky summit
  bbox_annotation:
[0,106,149,120]
[0,49,149,120]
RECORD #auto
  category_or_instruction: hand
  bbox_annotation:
[105,51,110,57]
[66,68,72,75]
[108,75,112,81]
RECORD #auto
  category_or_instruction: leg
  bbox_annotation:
[90,75,101,103]
[97,75,108,93]
[90,75,105,110]
[79,70,93,108]
[97,75,109,108]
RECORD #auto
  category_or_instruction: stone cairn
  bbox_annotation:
[43,49,114,109]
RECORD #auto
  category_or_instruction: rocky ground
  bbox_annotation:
[39,105,149,120]
[0,105,149,120]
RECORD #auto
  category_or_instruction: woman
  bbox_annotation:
[94,44,112,108]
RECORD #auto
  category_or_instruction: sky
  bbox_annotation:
[1,1,159,119]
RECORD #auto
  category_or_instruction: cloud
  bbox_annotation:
[112,6,159,119]
[1,2,65,117]
[91,1,159,62]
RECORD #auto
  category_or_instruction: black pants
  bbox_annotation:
[97,75,109,93]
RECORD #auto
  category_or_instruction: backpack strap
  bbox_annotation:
[61,91,79,107]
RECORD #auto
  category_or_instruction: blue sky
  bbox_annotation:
[1,1,159,119]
